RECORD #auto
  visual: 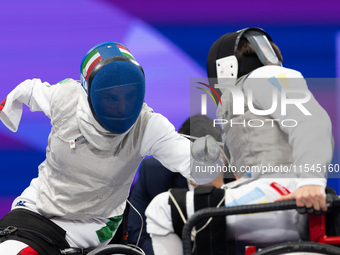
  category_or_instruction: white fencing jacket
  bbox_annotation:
[0,78,217,220]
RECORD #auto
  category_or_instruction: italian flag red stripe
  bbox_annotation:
[117,44,129,52]
[0,97,7,111]
[18,246,40,255]
[85,56,103,80]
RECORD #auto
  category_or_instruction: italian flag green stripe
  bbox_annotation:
[121,52,136,61]
[96,215,123,242]
[81,49,99,72]
[117,45,136,61]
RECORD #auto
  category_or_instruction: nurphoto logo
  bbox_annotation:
[196,77,312,128]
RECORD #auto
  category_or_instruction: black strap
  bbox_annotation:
[168,188,188,238]
[193,186,230,255]
[109,202,130,245]
[0,208,70,255]
[168,186,236,255]
[325,186,340,236]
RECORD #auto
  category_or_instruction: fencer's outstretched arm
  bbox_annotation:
[140,113,220,185]
[0,79,57,132]
[243,66,332,210]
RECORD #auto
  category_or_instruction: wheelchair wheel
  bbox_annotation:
[253,241,340,255]
[87,244,144,255]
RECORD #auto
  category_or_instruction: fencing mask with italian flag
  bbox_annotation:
[80,42,145,134]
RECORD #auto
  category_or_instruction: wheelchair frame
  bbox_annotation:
[180,194,340,255]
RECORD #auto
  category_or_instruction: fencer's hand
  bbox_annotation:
[274,185,327,213]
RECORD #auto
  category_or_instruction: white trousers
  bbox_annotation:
[0,178,121,254]
[145,178,308,255]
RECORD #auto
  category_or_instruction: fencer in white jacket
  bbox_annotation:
[0,42,219,254]
[145,28,333,255]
